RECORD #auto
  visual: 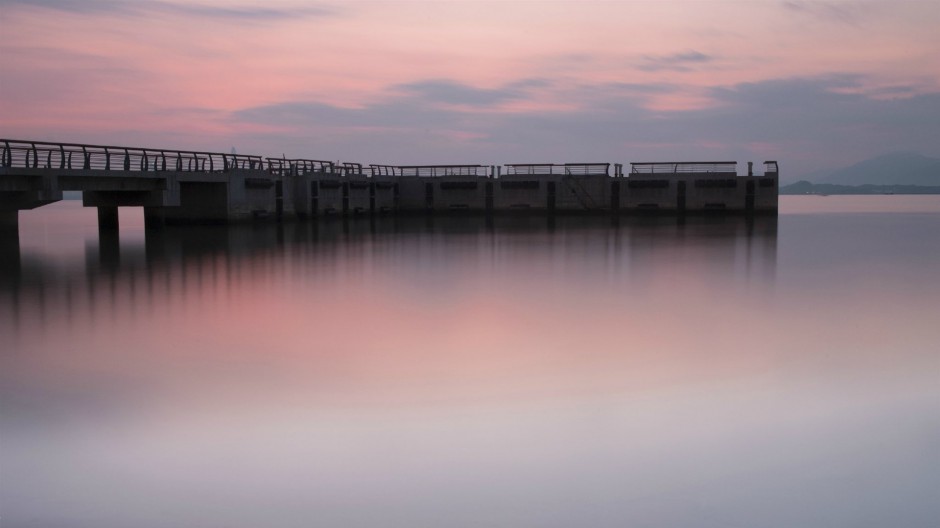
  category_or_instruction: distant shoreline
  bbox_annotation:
[781,181,940,195]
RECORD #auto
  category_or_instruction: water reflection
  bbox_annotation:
[0,213,778,336]
[3,200,939,528]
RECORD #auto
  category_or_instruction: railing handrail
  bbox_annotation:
[1,139,264,172]
[266,157,336,173]
[365,164,489,177]
[630,161,738,174]
[1,139,778,178]
[505,163,610,176]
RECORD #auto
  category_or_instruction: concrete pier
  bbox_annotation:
[0,140,779,238]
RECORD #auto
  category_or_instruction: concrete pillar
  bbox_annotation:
[98,206,119,231]
[0,218,20,282]
[0,210,18,232]
[144,207,165,230]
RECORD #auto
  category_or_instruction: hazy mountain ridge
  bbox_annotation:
[813,152,940,186]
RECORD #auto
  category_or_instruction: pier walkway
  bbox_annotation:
[1,139,778,233]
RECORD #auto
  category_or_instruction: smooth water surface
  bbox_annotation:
[2,197,939,527]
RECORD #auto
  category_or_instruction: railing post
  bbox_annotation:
[1,141,10,167]
[141,150,148,171]
[160,152,166,171]
[29,143,38,168]
[104,147,110,170]
[82,146,90,170]
[124,150,130,171]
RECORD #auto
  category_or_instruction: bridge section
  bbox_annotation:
[1,140,295,230]
[1,139,779,235]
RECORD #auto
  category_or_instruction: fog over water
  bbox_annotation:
[2,196,939,527]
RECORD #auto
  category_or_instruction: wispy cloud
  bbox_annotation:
[781,1,869,26]
[0,0,340,20]
[229,74,940,176]
[392,79,527,107]
[637,51,713,72]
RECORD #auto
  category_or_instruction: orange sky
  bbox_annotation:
[1,0,939,177]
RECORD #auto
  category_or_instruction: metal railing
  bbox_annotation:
[763,161,779,175]
[1,139,264,173]
[505,163,610,176]
[368,164,489,177]
[340,162,364,176]
[630,162,738,174]
[266,158,335,175]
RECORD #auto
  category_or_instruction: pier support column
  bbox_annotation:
[144,207,165,230]
[0,210,18,232]
[97,206,119,231]
[0,213,20,282]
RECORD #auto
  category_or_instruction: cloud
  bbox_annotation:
[781,1,869,25]
[392,80,526,107]
[637,51,713,72]
[0,0,339,20]
[229,75,940,178]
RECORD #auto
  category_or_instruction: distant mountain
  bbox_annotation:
[816,152,940,186]
[781,180,940,195]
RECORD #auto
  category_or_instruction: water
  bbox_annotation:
[2,197,939,528]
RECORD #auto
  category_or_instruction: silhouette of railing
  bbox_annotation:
[505,163,610,176]
[630,162,737,174]
[368,164,489,177]
[266,158,335,175]
[340,162,365,176]
[1,139,264,173]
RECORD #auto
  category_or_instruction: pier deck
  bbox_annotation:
[1,139,778,233]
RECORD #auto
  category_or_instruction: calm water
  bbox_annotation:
[2,197,939,528]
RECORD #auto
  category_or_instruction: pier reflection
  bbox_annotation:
[0,212,777,338]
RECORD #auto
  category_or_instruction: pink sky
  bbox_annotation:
[2,0,939,178]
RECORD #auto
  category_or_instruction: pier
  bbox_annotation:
[0,139,778,234]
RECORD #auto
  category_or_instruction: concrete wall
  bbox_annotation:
[396,177,430,212]
[314,178,344,215]
[494,176,546,211]
[555,175,610,211]
[226,170,281,220]
[431,177,488,212]
[621,176,677,212]
[346,177,372,214]
[618,173,778,213]
[163,181,229,224]
[1,166,779,234]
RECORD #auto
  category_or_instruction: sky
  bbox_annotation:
[1,0,939,179]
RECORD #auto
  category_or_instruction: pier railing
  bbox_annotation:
[505,163,610,176]
[340,162,365,176]
[368,164,489,177]
[1,139,264,173]
[1,139,777,180]
[630,162,738,174]
[266,158,335,175]
[763,161,778,176]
